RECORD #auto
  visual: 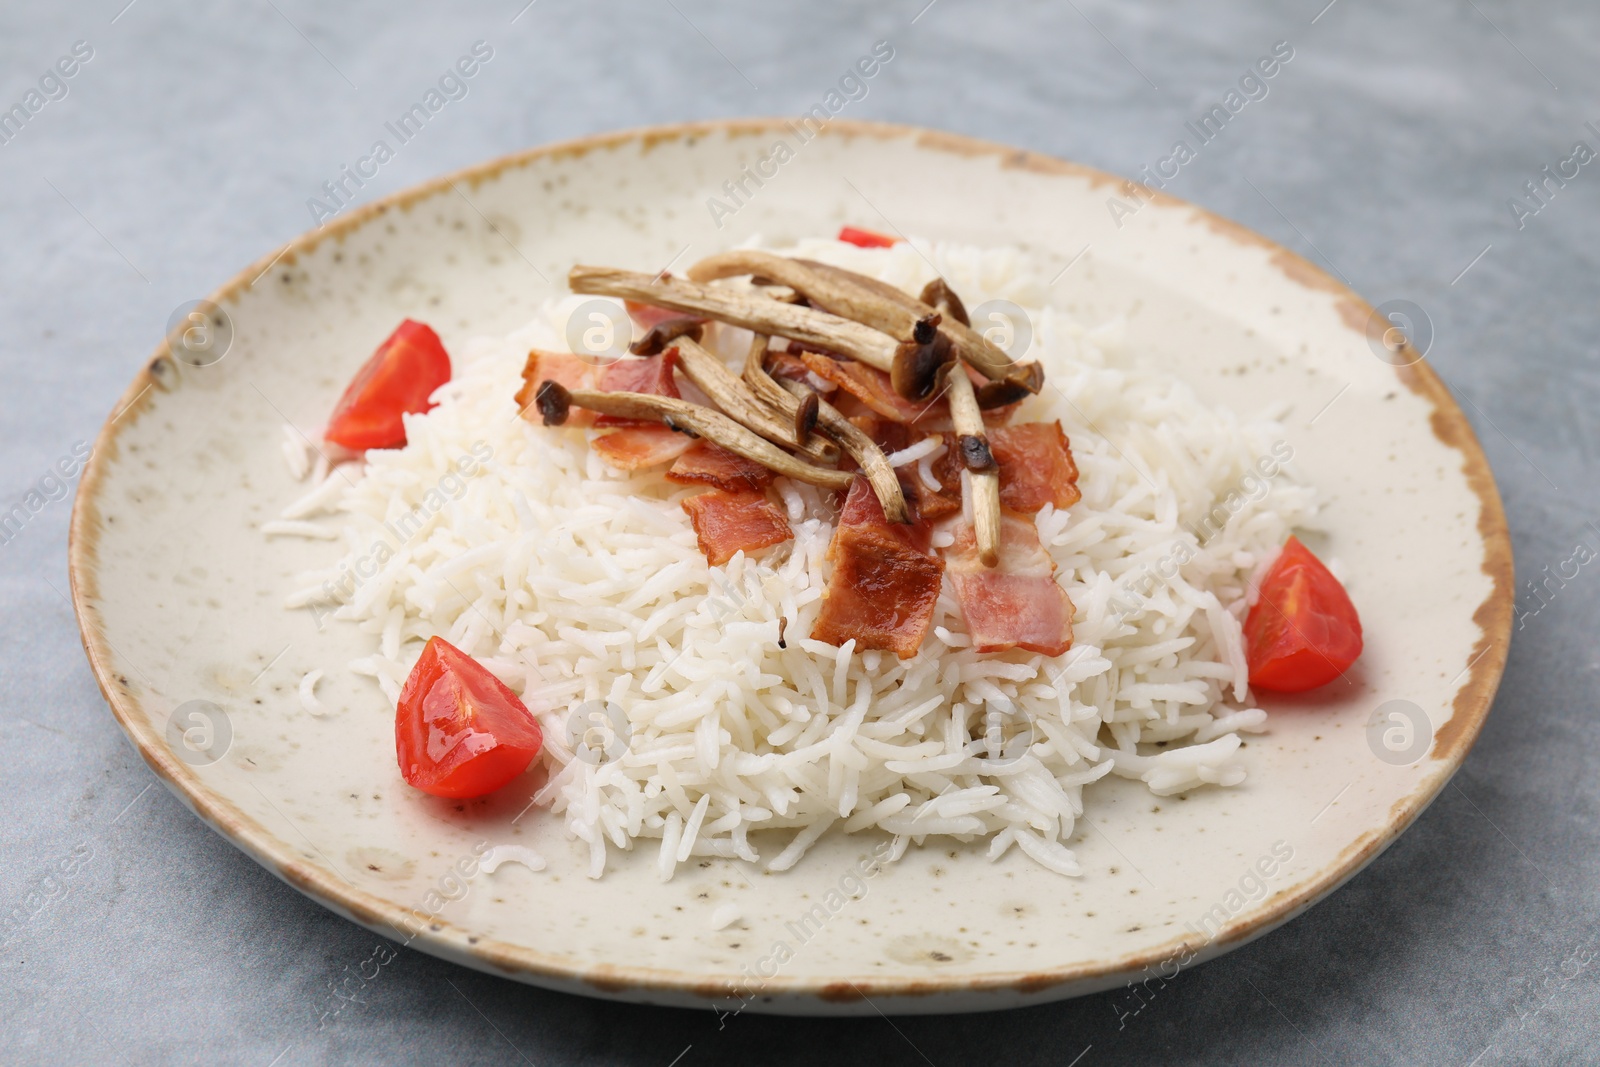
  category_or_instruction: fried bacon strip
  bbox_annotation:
[796,352,937,424]
[931,422,1082,514]
[810,477,944,659]
[944,515,1074,656]
[590,425,695,471]
[666,440,774,493]
[593,349,682,427]
[515,349,599,426]
[682,488,792,565]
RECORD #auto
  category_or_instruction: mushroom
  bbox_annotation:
[688,250,934,345]
[741,336,910,524]
[691,252,1039,394]
[792,390,820,444]
[568,266,902,378]
[801,260,1030,388]
[629,317,705,356]
[974,361,1045,410]
[535,381,854,491]
[939,362,1001,568]
[918,278,969,326]
[671,337,839,465]
[690,252,953,402]
[917,279,1041,411]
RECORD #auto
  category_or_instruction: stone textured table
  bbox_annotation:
[2,1,1594,1063]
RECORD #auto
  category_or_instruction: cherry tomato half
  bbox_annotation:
[1244,536,1363,692]
[837,226,897,249]
[395,637,544,799]
[325,319,452,451]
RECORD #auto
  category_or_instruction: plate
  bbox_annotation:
[69,120,1512,1014]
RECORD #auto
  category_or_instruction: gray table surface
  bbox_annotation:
[3,0,1595,1063]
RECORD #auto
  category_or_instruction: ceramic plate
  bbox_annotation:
[69,120,1512,1014]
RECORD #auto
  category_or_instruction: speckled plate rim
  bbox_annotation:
[68,118,1514,1007]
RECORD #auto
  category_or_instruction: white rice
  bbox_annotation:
[297,668,327,716]
[478,844,548,874]
[275,236,1318,879]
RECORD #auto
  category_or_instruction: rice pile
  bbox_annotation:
[271,237,1318,880]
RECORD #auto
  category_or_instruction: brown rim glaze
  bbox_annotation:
[68,118,1513,1006]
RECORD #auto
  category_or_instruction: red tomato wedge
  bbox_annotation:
[1244,536,1363,692]
[837,226,897,248]
[325,319,452,451]
[395,637,543,799]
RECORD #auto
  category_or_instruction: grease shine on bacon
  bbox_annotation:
[811,477,945,659]
[666,440,774,493]
[681,488,792,566]
[590,425,695,470]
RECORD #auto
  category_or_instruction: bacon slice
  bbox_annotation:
[767,352,837,394]
[624,299,685,331]
[990,422,1081,512]
[835,416,939,528]
[591,425,694,471]
[847,415,910,457]
[901,473,961,522]
[910,401,1022,433]
[666,440,774,492]
[682,488,792,565]
[945,515,1073,656]
[798,353,938,424]
[811,477,944,659]
[932,421,1081,513]
[594,349,683,428]
[516,349,600,426]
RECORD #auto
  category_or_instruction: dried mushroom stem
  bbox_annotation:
[690,251,951,401]
[918,278,970,326]
[797,256,1015,389]
[535,382,853,491]
[671,337,839,465]
[942,363,1001,567]
[688,250,931,343]
[569,265,899,374]
[914,274,1044,398]
[792,390,820,443]
[776,379,910,525]
[974,361,1044,410]
[741,336,910,524]
[629,317,704,356]
[789,258,1021,385]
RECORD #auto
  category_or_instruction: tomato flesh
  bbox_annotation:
[1245,536,1363,692]
[395,637,543,798]
[325,319,452,450]
[837,226,897,249]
